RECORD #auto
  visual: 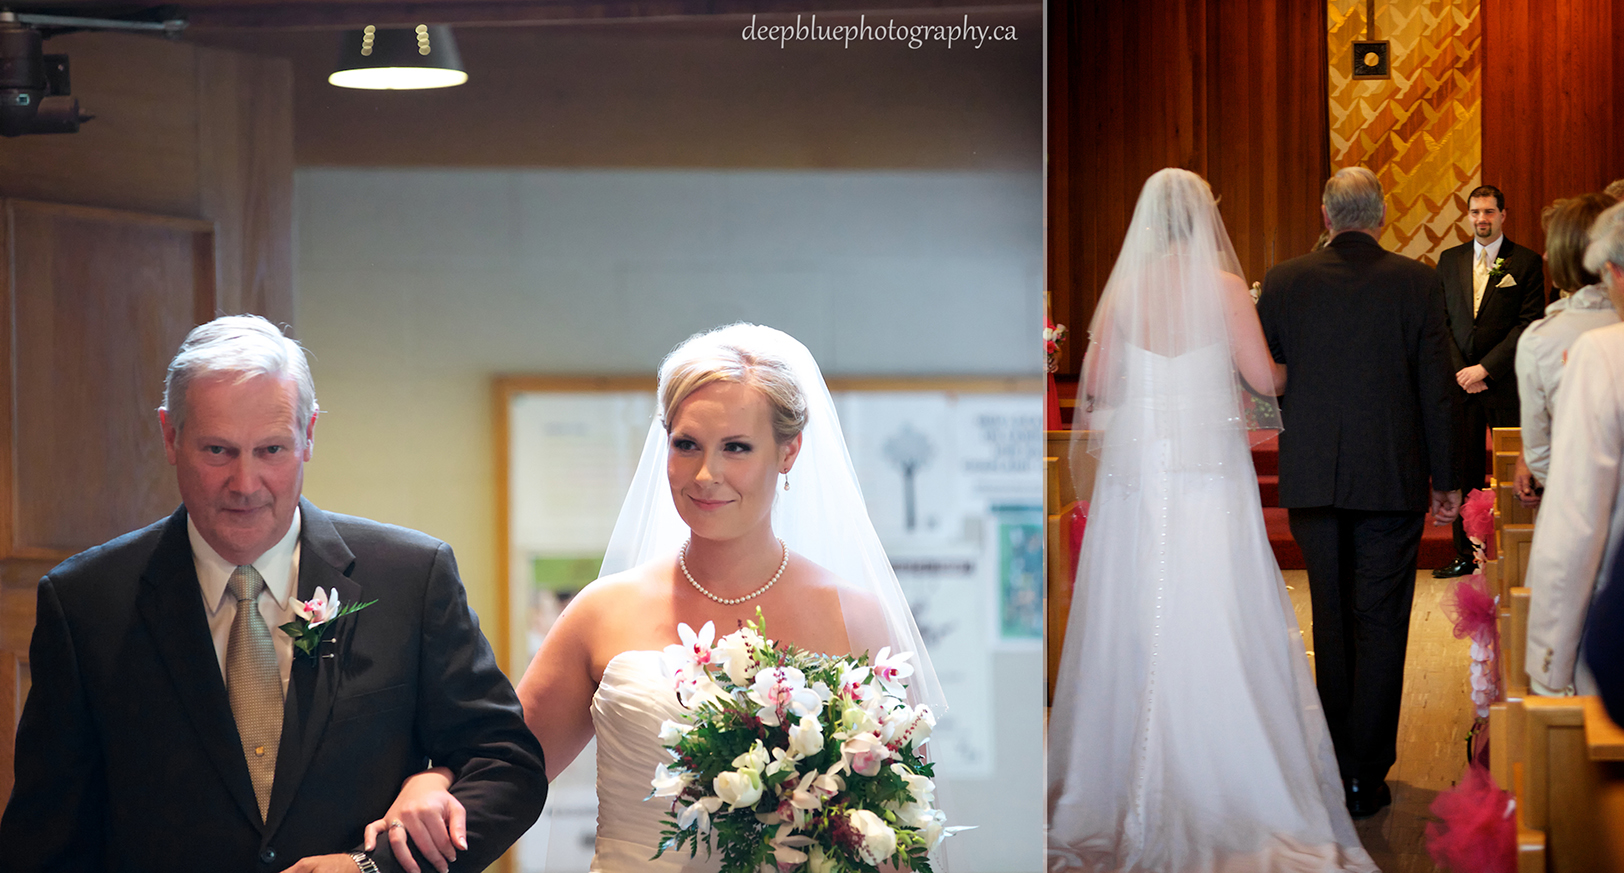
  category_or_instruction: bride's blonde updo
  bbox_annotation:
[658,325,809,445]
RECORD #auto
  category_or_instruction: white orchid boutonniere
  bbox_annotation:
[1487,256,1509,284]
[279,587,375,659]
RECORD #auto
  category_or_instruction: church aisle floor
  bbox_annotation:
[1286,569,1476,873]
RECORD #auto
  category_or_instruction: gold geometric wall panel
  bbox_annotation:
[1328,0,1481,265]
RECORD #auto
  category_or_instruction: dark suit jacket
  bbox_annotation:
[1257,232,1459,511]
[1437,236,1547,410]
[0,498,546,872]
[1586,535,1624,725]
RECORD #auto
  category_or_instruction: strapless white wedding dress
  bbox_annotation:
[589,650,721,873]
[1047,344,1378,872]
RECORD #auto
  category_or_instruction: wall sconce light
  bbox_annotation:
[329,25,467,90]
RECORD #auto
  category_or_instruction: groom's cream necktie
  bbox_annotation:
[227,564,282,821]
[1473,248,1490,317]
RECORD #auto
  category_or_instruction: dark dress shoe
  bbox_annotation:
[1433,556,1475,578]
[1345,777,1391,819]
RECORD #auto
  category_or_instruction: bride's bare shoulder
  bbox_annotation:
[558,559,670,625]
[784,554,889,656]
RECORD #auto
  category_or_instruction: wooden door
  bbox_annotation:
[0,199,216,806]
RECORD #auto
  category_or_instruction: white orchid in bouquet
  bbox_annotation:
[650,611,967,872]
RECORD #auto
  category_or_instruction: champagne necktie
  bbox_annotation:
[226,564,282,821]
[1473,249,1490,317]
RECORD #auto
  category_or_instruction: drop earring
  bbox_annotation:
[782,473,790,491]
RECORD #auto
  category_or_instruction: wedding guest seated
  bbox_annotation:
[1513,192,1620,508]
[1525,200,1624,696]
[1585,536,1624,724]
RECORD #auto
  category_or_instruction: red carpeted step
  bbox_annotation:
[1251,432,1279,476]
[1264,506,1459,571]
[1263,508,1302,568]
[1257,474,1279,506]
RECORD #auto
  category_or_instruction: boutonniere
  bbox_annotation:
[280,587,376,659]
[1487,256,1508,283]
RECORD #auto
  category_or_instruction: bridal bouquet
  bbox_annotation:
[650,614,964,872]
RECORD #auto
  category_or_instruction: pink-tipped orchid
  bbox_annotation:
[295,587,341,627]
[748,666,821,727]
[871,647,915,697]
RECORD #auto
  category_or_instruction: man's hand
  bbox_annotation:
[1430,489,1463,525]
[284,855,364,873]
[1456,364,1489,393]
[363,767,463,873]
[1513,452,1542,508]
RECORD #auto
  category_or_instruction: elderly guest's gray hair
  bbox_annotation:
[162,315,318,435]
[1584,201,1624,281]
[1323,167,1385,233]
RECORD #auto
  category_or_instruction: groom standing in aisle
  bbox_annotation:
[1432,185,1546,579]
[1257,167,1461,819]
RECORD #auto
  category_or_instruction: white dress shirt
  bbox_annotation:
[192,507,303,694]
[1473,236,1505,316]
[1524,323,1624,693]
[1516,285,1619,482]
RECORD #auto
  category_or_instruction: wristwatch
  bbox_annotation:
[350,851,382,873]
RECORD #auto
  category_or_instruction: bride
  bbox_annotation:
[367,323,944,872]
[1046,169,1377,872]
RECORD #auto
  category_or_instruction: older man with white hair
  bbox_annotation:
[1525,201,1624,696]
[0,315,546,872]
[1258,166,1460,818]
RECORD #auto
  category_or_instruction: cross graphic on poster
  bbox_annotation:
[883,423,935,531]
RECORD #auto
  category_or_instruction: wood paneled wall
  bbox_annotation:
[1048,0,1329,377]
[0,32,294,324]
[1483,0,1624,264]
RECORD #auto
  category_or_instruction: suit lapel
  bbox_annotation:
[1476,238,1517,318]
[264,500,360,836]
[135,508,266,832]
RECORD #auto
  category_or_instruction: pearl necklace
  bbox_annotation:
[680,538,788,605]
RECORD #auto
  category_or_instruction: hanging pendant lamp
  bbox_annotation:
[329,25,467,90]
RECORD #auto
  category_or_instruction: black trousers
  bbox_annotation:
[1288,506,1425,783]
[1451,396,1519,560]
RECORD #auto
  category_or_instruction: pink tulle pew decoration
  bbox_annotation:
[1442,572,1498,644]
[1426,765,1516,873]
[1462,488,1496,559]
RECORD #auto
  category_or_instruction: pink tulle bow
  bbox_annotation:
[1425,765,1515,873]
[1462,488,1496,550]
[1442,574,1498,642]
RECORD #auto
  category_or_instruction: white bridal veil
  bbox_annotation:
[600,323,946,712]
[1072,167,1282,476]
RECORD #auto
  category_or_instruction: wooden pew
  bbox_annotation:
[1508,696,1624,873]
[1502,525,1537,593]
[1046,431,1094,706]
[1499,481,1538,527]
[1506,587,1531,700]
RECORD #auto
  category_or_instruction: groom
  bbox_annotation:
[1257,167,1461,818]
[1433,185,1546,578]
[0,315,546,871]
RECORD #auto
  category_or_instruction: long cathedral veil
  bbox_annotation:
[1071,168,1281,482]
[600,323,945,712]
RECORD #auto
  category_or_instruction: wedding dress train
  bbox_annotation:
[1047,343,1379,873]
